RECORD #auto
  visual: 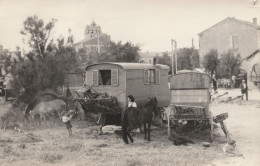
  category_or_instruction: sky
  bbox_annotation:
[0,0,260,53]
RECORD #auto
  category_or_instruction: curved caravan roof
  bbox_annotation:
[85,62,170,70]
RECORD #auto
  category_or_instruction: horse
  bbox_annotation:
[28,99,66,125]
[121,97,157,144]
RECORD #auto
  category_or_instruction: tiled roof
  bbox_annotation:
[241,49,260,61]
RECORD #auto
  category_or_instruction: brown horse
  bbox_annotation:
[28,99,66,125]
[121,97,157,144]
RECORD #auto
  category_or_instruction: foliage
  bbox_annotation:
[153,48,199,74]
[12,15,77,104]
[177,48,193,70]
[217,50,241,79]
[20,15,57,62]
[202,49,220,75]
[155,52,172,74]
[98,41,140,63]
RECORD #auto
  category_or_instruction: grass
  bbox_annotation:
[0,121,226,166]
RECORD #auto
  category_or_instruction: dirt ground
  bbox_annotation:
[0,89,259,166]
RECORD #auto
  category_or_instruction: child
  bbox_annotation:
[62,111,74,137]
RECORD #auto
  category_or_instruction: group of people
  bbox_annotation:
[212,74,248,101]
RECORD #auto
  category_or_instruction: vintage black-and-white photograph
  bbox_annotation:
[0,0,260,165]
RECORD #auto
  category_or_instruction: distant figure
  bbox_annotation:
[212,74,217,93]
[232,75,236,88]
[128,95,137,108]
[62,111,74,136]
[240,80,248,101]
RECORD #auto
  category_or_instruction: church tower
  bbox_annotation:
[84,20,102,40]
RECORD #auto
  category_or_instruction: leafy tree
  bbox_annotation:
[202,49,220,76]
[177,48,193,70]
[217,50,241,80]
[20,15,57,62]
[190,49,200,69]
[12,15,77,104]
[98,41,140,63]
[155,52,172,74]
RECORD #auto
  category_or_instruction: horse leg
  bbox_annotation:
[123,131,129,144]
[127,131,134,143]
[143,123,147,140]
[99,114,105,135]
[148,122,151,141]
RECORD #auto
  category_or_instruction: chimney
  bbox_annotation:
[153,58,157,65]
[253,18,257,25]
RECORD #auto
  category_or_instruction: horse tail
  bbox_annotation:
[121,110,128,143]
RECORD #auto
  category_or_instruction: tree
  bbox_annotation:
[21,15,57,62]
[177,48,193,70]
[98,41,140,63]
[202,49,220,76]
[217,50,241,80]
[155,52,172,74]
[12,15,77,104]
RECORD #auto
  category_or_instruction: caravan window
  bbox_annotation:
[99,70,111,85]
[92,69,118,86]
[144,69,160,85]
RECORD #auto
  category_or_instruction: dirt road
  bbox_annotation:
[211,89,260,166]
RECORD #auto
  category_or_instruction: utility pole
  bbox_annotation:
[171,39,177,74]
[97,31,100,54]
[171,39,174,74]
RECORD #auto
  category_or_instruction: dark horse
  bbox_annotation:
[121,97,157,144]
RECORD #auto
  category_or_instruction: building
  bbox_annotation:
[73,21,111,55]
[198,17,260,89]
[240,50,260,89]
[139,51,164,64]
[198,17,260,62]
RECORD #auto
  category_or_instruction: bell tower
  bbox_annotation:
[84,20,102,40]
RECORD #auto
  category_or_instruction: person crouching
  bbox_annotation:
[62,111,74,137]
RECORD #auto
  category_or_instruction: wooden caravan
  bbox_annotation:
[168,71,213,140]
[85,62,170,111]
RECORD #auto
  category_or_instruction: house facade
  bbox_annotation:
[198,17,260,89]
[198,17,260,62]
[240,50,260,89]
[139,51,164,64]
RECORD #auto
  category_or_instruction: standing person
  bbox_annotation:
[62,111,74,137]
[127,95,140,132]
[212,73,217,93]
[128,95,137,108]
[240,80,248,101]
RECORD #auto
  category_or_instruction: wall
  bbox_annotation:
[199,18,258,63]
[125,69,170,107]
[241,52,260,89]
[85,64,126,110]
